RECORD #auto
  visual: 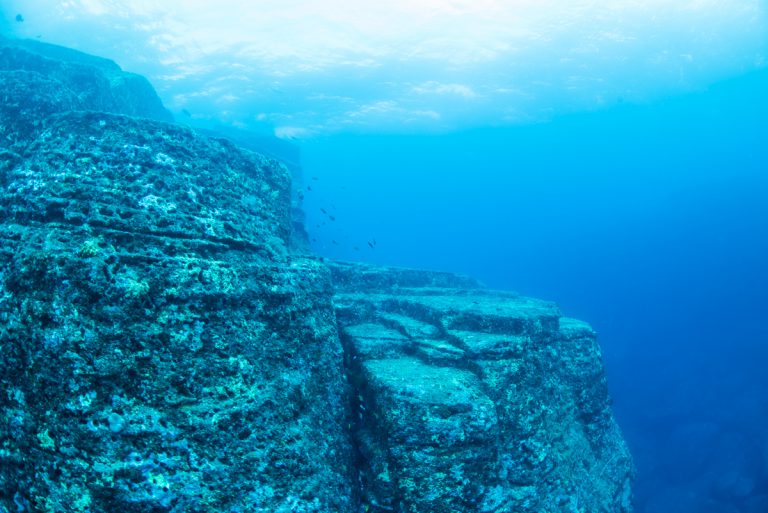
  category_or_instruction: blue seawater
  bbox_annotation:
[302,70,768,513]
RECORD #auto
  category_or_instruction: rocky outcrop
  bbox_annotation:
[0,108,356,511]
[0,36,172,152]
[330,261,633,513]
[188,123,310,254]
[0,38,633,513]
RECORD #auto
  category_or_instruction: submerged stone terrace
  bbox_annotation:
[0,36,633,513]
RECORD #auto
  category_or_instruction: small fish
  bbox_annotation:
[320,208,327,214]
[181,108,191,117]
[353,246,360,251]
[329,215,336,221]
[15,14,24,22]
[311,176,319,180]
[306,185,312,191]
[332,240,339,245]
[367,241,375,249]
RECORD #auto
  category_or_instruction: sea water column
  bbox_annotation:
[0,109,356,511]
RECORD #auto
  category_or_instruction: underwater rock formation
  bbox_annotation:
[330,261,633,512]
[0,38,633,512]
[0,36,172,143]
[0,109,356,512]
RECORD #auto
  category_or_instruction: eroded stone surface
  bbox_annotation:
[0,112,355,513]
[332,261,634,513]
[0,35,172,151]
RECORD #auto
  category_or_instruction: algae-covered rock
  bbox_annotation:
[0,112,356,512]
[331,261,634,513]
[0,35,172,152]
[2,111,290,256]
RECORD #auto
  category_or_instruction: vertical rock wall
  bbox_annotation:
[0,112,356,512]
[330,261,634,513]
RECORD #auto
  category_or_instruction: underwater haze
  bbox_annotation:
[3,1,768,512]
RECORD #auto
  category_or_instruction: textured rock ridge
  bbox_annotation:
[330,261,634,513]
[0,39,633,513]
[0,35,173,152]
[0,114,355,511]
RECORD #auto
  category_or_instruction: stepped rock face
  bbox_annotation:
[0,38,633,513]
[0,108,355,511]
[330,261,633,513]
